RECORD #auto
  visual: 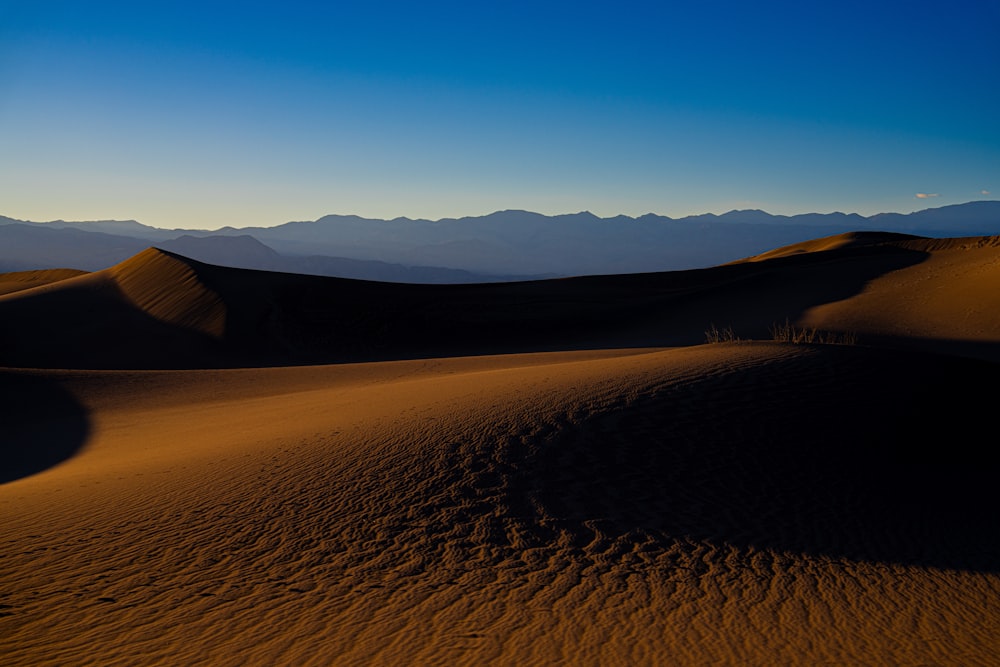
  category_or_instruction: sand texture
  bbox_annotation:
[0,268,88,297]
[2,232,999,665]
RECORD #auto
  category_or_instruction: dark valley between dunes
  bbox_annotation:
[2,228,999,665]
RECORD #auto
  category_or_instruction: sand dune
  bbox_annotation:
[731,230,923,262]
[2,233,1000,665]
[0,268,88,296]
[800,235,1000,356]
[3,232,1000,368]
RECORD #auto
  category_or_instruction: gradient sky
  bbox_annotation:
[2,0,998,229]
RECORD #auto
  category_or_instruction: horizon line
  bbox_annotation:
[3,199,997,232]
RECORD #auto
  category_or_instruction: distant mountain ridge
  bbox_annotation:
[0,220,546,283]
[2,201,998,280]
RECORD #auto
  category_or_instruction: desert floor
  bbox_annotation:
[2,343,998,665]
[3,233,1000,665]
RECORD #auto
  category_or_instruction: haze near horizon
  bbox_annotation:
[2,0,998,229]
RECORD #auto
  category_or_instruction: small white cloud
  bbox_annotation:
[915,193,939,199]
[982,190,991,196]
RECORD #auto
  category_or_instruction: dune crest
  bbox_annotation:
[107,248,227,338]
[731,230,922,262]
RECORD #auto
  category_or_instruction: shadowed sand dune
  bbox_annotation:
[0,233,941,368]
[2,232,1000,665]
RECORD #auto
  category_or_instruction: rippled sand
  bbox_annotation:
[4,232,1000,664]
[3,345,998,665]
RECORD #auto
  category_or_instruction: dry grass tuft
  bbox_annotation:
[705,321,858,345]
[704,324,741,344]
[769,319,858,345]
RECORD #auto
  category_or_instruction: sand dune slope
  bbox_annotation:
[0,252,228,369]
[0,269,88,296]
[800,236,1000,357]
[0,232,997,368]
[2,345,998,665]
[107,247,227,337]
[731,230,923,262]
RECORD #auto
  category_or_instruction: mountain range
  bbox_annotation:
[2,200,998,281]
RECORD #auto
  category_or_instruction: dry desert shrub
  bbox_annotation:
[704,321,858,345]
[769,318,858,345]
[704,323,741,344]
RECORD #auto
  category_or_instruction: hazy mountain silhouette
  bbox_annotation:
[155,234,537,283]
[3,201,998,279]
[0,224,541,283]
[0,221,148,271]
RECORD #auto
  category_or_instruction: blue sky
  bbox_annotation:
[1,0,998,229]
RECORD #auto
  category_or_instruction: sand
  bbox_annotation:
[0,269,88,297]
[2,233,999,665]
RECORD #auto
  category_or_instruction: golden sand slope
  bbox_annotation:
[0,269,88,296]
[2,345,997,666]
[107,247,227,338]
[730,230,922,262]
[724,232,1000,361]
[801,236,1000,352]
[0,250,232,368]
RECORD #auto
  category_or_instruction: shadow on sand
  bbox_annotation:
[0,372,90,484]
[525,343,1000,573]
[190,240,934,364]
[0,240,932,369]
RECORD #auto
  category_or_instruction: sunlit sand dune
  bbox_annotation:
[731,230,923,261]
[2,233,1000,665]
[0,268,88,297]
[798,235,1000,356]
